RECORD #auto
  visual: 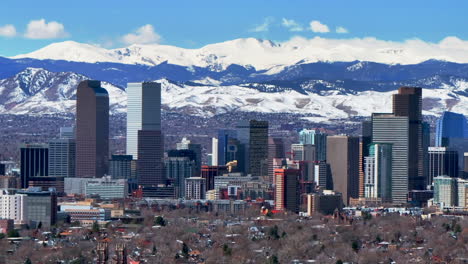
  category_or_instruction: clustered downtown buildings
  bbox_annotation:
[1,80,468,230]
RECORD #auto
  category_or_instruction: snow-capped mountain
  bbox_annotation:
[11,37,468,72]
[0,68,126,115]
[2,68,468,121]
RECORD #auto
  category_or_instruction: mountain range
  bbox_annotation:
[2,38,468,121]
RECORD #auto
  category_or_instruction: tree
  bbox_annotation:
[91,221,100,233]
[222,244,232,256]
[7,229,20,238]
[336,260,343,264]
[267,255,279,264]
[24,258,32,264]
[37,221,42,230]
[0,233,5,239]
[268,225,280,240]
[154,216,166,226]
[182,242,189,258]
[352,240,360,252]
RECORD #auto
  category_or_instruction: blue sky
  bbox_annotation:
[0,0,466,56]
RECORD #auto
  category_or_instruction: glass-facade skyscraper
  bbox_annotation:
[435,111,468,147]
[299,129,327,161]
[126,82,162,159]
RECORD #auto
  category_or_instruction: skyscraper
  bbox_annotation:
[217,129,237,166]
[268,137,285,183]
[76,80,109,178]
[372,113,409,204]
[109,155,133,179]
[364,143,392,201]
[165,157,194,198]
[299,129,327,161]
[49,138,75,178]
[236,120,269,176]
[392,87,424,190]
[274,168,300,213]
[435,111,468,147]
[138,130,164,186]
[126,82,161,159]
[176,137,202,176]
[211,137,218,166]
[20,144,49,188]
[326,136,360,205]
[291,144,316,181]
[428,147,458,185]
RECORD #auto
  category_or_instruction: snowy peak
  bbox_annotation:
[12,37,468,71]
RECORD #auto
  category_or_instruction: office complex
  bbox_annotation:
[185,177,206,200]
[49,138,76,178]
[237,120,269,176]
[364,143,392,201]
[372,114,409,204]
[217,129,237,166]
[126,82,161,159]
[268,137,285,183]
[109,155,133,179]
[307,190,343,216]
[314,161,331,190]
[20,143,49,188]
[274,169,300,213]
[392,87,424,191]
[428,147,458,185]
[137,130,164,186]
[326,135,360,205]
[76,80,109,178]
[433,176,457,207]
[177,137,202,176]
[165,157,194,198]
[85,177,128,199]
[299,129,327,161]
[291,144,316,181]
[435,111,468,147]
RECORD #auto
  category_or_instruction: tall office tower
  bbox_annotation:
[360,120,373,197]
[268,137,285,183]
[217,129,237,166]
[176,137,202,177]
[326,136,360,205]
[428,147,458,185]
[435,111,468,147]
[201,165,228,191]
[433,176,457,207]
[422,122,430,184]
[291,144,316,181]
[185,177,206,200]
[299,129,327,161]
[314,161,332,190]
[236,120,269,176]
[59,127,75,139]
[392,87,424,190]
[20,144,49,188]
[138,130,164,186]
[165,157,194,198]
[372,113,409,204]
[457,178,468,208]
[126,82,161,159]
[109,155,133,179]
[76,80,109,178]
[49,138,75,178]
[211,138,219,166]
[274,168,300,213]
[363,143,392,201]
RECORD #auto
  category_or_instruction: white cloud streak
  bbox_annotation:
[310,20,330,33]
[0,24,16,37]
[336,26,349,34]
[25,19,68,39]
[281,18,303,32]
[249,17,274,32]
[122,24,161,45]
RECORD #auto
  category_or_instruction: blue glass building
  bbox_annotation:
[435,111,468,147]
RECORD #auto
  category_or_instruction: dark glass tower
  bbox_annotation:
[435,111,468,147]
[20,144,49,188]
[217,129,237,166]
[76,81,109,178]
[138,130,164,186]
[236,120,269,176]
[393,87,424,190]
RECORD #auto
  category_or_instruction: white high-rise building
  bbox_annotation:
[126,82,161,159]
[0,190,27,224]
[211,138,218,166]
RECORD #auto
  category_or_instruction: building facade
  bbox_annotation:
[76,80,109,178]
[274,168,300,213]
[185,177,206,200]
[49,138,75,178]
[20,143,49,188]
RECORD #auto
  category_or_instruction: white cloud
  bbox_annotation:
[122,24,161,45]
[281,18,303,32]
[336,26,348,34]
[310,20,330,33]
[249,17,274,32]
[25,19,68,39]
[0,24,16,37]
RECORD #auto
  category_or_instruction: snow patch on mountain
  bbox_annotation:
[12,36,468,72]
